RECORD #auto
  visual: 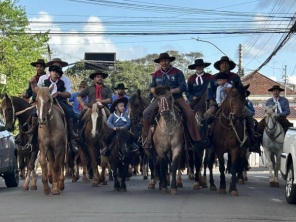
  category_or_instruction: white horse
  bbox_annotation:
[262,105,285,187]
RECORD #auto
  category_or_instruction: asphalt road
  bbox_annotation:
[0,167,295,222]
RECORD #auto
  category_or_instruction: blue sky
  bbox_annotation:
[17,0,296,83]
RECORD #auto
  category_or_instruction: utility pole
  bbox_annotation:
[238,44,244,77]
[282,65,287,97]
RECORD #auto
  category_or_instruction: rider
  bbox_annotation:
[257,85,293,135]
[215,72,232,107]
[205,56,260,145]
[76,70,112,143]
[31,65,79,153]
[69,80,89,115]
[142,52,202,150]
[109,83,129,113]
[101,97,137,156]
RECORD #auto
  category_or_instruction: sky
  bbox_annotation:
[17,0,296,83]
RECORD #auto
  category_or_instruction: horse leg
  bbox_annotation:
[159,157,168,193]
[177,169,183,188]
[207,148,217,191]
[89,146,99,187]
[148,159,156,189]
[218,156,226,194]
[120,163,128,192]
[99,156,108,185]
[142,153,148,180]
[171,148,181,195]
[39,149,50,195]
[193,146,203,190]
[18,149,26,180]
[58,150,66,191]
[80,149,89,183]
[274,154,281,187]
[229,150,239,196]
[29,151,39,190]
[201,148,208,188]
[113,165,120,191]
[187,149,195,180]
[236,155,244,185]
[264,148,275,186]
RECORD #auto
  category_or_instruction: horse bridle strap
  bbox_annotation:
[15,103,36,116]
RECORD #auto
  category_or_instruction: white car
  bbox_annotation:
[280,128,296,204]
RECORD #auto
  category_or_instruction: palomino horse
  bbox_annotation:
[210,81,248,196]
[108,129,133,192]
[1,94,39,190]
[82,103,108,186]
[129,89,151,179]
[153,85,184,194]
[262,105,285,187]
[36,87,67,195]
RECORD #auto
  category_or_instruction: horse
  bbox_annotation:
[262,104,285,187]
[153,85,184,195]
[128,89,151,180]
[36,87,67,195]
[209,81,248,196]
[0,94,39,190]
[108,129,133,191]
[82,102,108,186]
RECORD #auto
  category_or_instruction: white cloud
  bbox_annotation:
[288,76,296,84]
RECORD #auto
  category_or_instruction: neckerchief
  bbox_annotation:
[114,113,127,123]
[160,66,173,85]
[95,84,102,100]
[48,77,60,95]
[273,97,282,114]
[195,72,204,85]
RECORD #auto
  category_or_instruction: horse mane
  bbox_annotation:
[155,85,170,96]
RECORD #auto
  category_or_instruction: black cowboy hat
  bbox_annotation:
[268,85,284,92]
[89,69,108,80]
[48,65,63,75]
[214,56,236,71]
[154,52,176,63]
[215,72,229,80]
[114,83,128,90]
[46,58,69,67]
[110,97,128,113]
[30,59,46,67]
[188,59,211,70]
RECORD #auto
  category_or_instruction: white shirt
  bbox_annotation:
[37,73,72,94]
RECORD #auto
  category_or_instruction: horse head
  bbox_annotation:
[222,81,246,121]
[113,129,131,161]
[90,102,107,138]
[155,85,175,121]
[36,87,53,125]
[1,93,16,131]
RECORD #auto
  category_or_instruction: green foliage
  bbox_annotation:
[0,0,49,96]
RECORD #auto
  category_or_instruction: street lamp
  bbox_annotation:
[192,37,229,57]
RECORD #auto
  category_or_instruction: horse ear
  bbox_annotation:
[244,84,250,90]
[4,93,9,99]
[137,89,141,97]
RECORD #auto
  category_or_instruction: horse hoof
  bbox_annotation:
[59,184,65,191]
[102,181,108,185]
[189,174,195,180]
[121,188,127,192]
[170,189,177,195]
[51,190,60,195]
[143,176,148,180]
[148,184,155,189]
[238,179,244,184]
[43,188,50,195]
[21,186,29,191]
[92,183,98,187]
[193,182,200,190]
[30,185,37,190]
[270,182,275,187]
[210,185,217,191]
[161,188,167,193]
[219,189,226,194]
[177,183,183,188]
[113,188,120,192]
[231,190,239,196]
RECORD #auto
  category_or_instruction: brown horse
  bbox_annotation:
[1,94,39,190]
[82,103,109,187]
[36,87,67,195]
[153,85,184,195]
[128,89,151,180]
[210,81,248,196]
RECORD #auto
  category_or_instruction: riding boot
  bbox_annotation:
[25,116,38,134]
[67,118,79,139]
[142,119,151,149]
[246,115,262,142]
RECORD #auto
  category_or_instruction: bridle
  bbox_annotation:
[264,111,283,142]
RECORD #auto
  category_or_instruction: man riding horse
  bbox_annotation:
[205,56,261,147]
[257,85,293,136]
[142,52,202,150]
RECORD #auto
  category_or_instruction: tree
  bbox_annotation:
[0,0,49,96]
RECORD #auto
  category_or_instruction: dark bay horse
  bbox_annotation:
[1,94,39,190]
[128,89,151,180]
[36,87,67,195]
[108,129,133,192]
[82,102,109,186]
[210,81,248,196]
[153,85,184,195]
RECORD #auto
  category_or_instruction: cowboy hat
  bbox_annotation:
[46,58,68,67]
[215,72,229,80]
[48,65,63,75]
[114,83,128,90]
[30,59,46,67]
[188,59,211,70]
[89,70,108,80]
[213,56,236,71]
[110,97,128,113]
[268,85,284,92]
[78,80,88,88]
[154,52,176,63]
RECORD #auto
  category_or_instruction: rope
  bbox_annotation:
[15,103,36,116]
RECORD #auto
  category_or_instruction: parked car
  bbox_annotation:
[280,128,296,204]
[0,119,19,187]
